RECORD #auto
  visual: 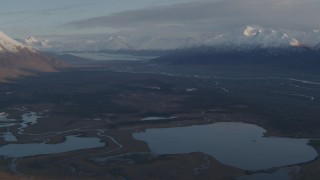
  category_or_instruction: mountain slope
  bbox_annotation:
[0,31,35,53]
[0,31,67,81]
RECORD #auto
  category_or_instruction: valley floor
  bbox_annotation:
[0,62,319,179]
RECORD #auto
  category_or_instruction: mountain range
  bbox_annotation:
[2,25,319,78]
[21,25,320,52]
[183,26,304,49]
[141,26,320,71]
[0,31,66,81]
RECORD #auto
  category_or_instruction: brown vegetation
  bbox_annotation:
[0,50,67,81]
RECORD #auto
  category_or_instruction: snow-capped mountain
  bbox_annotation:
[0,31,35,53]
[104,35,132,50]
[22,25,319,52]
[24,36,50,49]
[185,25,304,49]
[154,26,320,67]
[0,31,66,81]
[292,30,320,49]
[43,36,191,52]
[39,35,133,52]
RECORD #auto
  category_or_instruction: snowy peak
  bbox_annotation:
[0,31,34,53]
[0,31,67,81]
[241,25,303,47]
[293,30,320,48]
[198,25,304,49]
[243,26,262,37]
[24,36,49,49]
[289,38,303,47]
[25,36,38,44]
[14,25,314,53]
[104,35,132,50]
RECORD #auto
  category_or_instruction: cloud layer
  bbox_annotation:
[67,0,320,36]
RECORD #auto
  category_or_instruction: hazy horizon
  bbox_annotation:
[1,0,320,40]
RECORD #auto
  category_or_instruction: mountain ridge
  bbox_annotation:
[22,25,320,52]
[182,25,305,50]
[0,31,35,53]
[0,31,67,81]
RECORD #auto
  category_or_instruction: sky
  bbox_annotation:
[1,0,320,40]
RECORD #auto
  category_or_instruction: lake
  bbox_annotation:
[133,122,318,171]
[0,135,105,158]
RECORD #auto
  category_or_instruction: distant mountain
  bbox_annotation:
[39,35,134,52]
[153,26,320,72]
[294,30,320,49]
[23,25,320,53]
[103,35,133,50]
[0,31,67,81]
[184,25,303,49]
[24,36,50,50]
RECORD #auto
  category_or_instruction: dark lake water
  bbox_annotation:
[0,135,105,158]
[133,122,318,170]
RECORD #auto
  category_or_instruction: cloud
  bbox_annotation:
[66,0,320,35]
[0,1,101,16]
